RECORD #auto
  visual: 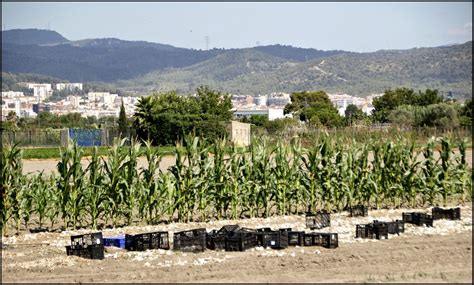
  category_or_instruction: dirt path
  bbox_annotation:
[21,149,473,175]
[2,205,472,282]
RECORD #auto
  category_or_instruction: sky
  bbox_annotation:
[1,2,472,52]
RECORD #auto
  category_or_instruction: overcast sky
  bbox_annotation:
[2,2,472,52]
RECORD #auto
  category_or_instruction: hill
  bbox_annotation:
[121,42,472,98]
[1,29,348,82]
[1,29,472,98]
[2,29,69,45]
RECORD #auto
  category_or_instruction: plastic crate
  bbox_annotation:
[66,244,104,260]
[125,231,169,251]
[412,213,433,227]
[403,212,433,227]
[104,236,125,249]
[256,229,288,249]
[432,207,461,220]
[305,211,330,229]
[287,231,305,246]
[373,220,404,235]
[355,223,388,240]
[349,205,368,217]
[402,212,413,223]
[173,228,207,252]
[70,232,103,249]
[207,225,240,250]
[225,228,258,252]
[303,232,338,248]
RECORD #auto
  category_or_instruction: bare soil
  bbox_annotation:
[2,205,472,283]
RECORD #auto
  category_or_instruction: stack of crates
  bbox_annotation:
[305,210,330,229]
[373,220,405,235]
[66,232,104,260]
[206,225,240,250]
[256,228,288,249]
[125,231,170,251]
[173,228,207,252]
[303,232,338,248]
[355,223,388,240]
[432,207,461,220]
[349,205,368,217]
[225,227,258,252]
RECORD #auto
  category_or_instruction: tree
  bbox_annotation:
[284,91,342,127]
[133,86,233,145]
[372,88,445,123]
[344,104,366,126]
[423,103,459,130]
[118,99,128,137]
[458,99,472,127]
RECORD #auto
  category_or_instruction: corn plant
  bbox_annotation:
[30,172,51,229]
[102,138,128,227]
[56,141,85,229]
[138,140,162,224]
[1,143,23,235]
[84,146,108,230]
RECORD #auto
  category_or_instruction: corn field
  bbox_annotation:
[1,135,472,235]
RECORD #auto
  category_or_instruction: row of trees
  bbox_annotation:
[372,88,472,129]
[133,86,232,145]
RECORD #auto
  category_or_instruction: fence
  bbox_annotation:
[1,128,128,148]
[1,129,62,147]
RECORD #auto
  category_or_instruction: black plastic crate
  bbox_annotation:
[207,225,240,250]
[225,228,258,252]
[355,223,388,240]
[303,232,338,248]
[70,232,103,249]
[349,205,368,217]
[305,211,330,229]
[432,207,461,220]
[173,228,207,252]
[373,220,404,235]
[412,213,433,227]
[125,231,169,251]
[256,229,288,249]
[402,212,413,223]
[403,212,433,227]
[287,231,305,246]
[66,244,104,260]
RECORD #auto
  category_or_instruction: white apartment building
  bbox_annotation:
[26,84,52,102]
[328,93,378,116]
[254,95,267,106]
[56,83,83,91]
[27,83,52,91]
[2,91,24,98]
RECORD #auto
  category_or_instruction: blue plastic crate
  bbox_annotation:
[104,236,125,249]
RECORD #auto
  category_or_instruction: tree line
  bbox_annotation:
[2,85,471,146]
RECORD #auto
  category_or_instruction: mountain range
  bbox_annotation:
[2,29,472,98]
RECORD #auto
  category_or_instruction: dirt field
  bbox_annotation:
[2,205,472,283]
[21,149,473,175]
